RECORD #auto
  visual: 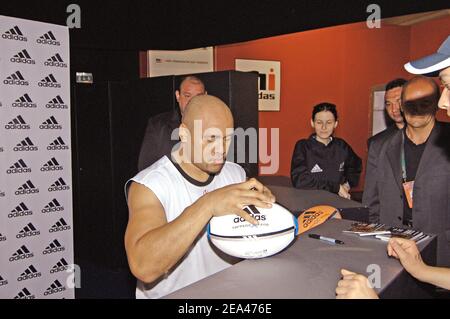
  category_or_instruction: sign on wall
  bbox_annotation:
[371,89,388,136]
[235,59,281,111]
[148,47,214,77]
[0,15,74,299]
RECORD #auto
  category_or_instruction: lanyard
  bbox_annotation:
[401,130,407,183]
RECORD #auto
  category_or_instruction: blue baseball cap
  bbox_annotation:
[404,35,450,76]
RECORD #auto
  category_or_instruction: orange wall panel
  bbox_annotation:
[215,17,449,190]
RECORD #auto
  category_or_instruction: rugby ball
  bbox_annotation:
[207,203,298,259]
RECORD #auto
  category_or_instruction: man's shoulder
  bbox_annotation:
[134,156,174,181]
[368,126,397,146]
[147,109,180,126]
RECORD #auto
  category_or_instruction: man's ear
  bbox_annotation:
[334,120,338,129]
[310,119,314,128]
[175,90,180,102]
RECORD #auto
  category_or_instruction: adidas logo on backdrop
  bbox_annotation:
[17,265,41,282]
[49,218,71,233]
[38,73,61,88]
[7,159,31,174]
[46,95,68,109]
[43,280,66,296]
[9,202,33,218]
[0,275,8,286]
[39,116,62,129]
[14,288,35,299]
[48,177,70,192]
[16,222,40,239]
[5,115,30,130]
[3,71,29,86]
[2,26,27,41]
[10,49,35,64]
[50,258,69,274]
[47,137,69,150]
[36,31,60,46]
[12,93,37,108]
[41,157,63,172]
[14,137,38,152]
[9,245,34,262]
[42,239,65,255]
[44,53,67,67]
[15,180,39,195]
[42,199,64,214]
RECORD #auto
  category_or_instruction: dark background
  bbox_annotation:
[1,0,449,83]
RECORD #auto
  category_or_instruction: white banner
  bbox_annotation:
[0,15,74,299]
[148,47,214,77]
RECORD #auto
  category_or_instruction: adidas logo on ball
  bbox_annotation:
[233,205,266,223]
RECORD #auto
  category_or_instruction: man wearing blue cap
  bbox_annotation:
[404,35,450,116]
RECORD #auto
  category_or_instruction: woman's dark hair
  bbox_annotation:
[312,102,338,121]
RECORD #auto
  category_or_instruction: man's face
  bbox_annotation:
[384,86,404,124]
[195,123,234,175]
[181,104,234,175]
[438,67,450,116]
[402,80,436,129]
[176,81,205,115]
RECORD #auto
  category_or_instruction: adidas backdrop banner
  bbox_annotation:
[0,15,74,299]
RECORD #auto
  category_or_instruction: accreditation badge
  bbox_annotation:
[402,180,414,209]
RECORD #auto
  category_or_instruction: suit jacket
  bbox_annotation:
[138,109,181,171]
[367,125,398,150]
[363,121,450,267]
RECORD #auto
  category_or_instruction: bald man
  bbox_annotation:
[363,75,450,267]
[124,95,275,299]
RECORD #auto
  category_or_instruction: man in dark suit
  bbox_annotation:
[138,76,206,171]
[363,79,406,216]
[363,75,450,267]
[367,78,406,148]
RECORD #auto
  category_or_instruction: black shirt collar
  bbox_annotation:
[169,156,215,187]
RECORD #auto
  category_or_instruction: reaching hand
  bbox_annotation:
[387,238,426,279]
[335,269,379,299]
[338,184,351,200]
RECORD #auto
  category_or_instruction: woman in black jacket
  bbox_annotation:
[290,103,362,199]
